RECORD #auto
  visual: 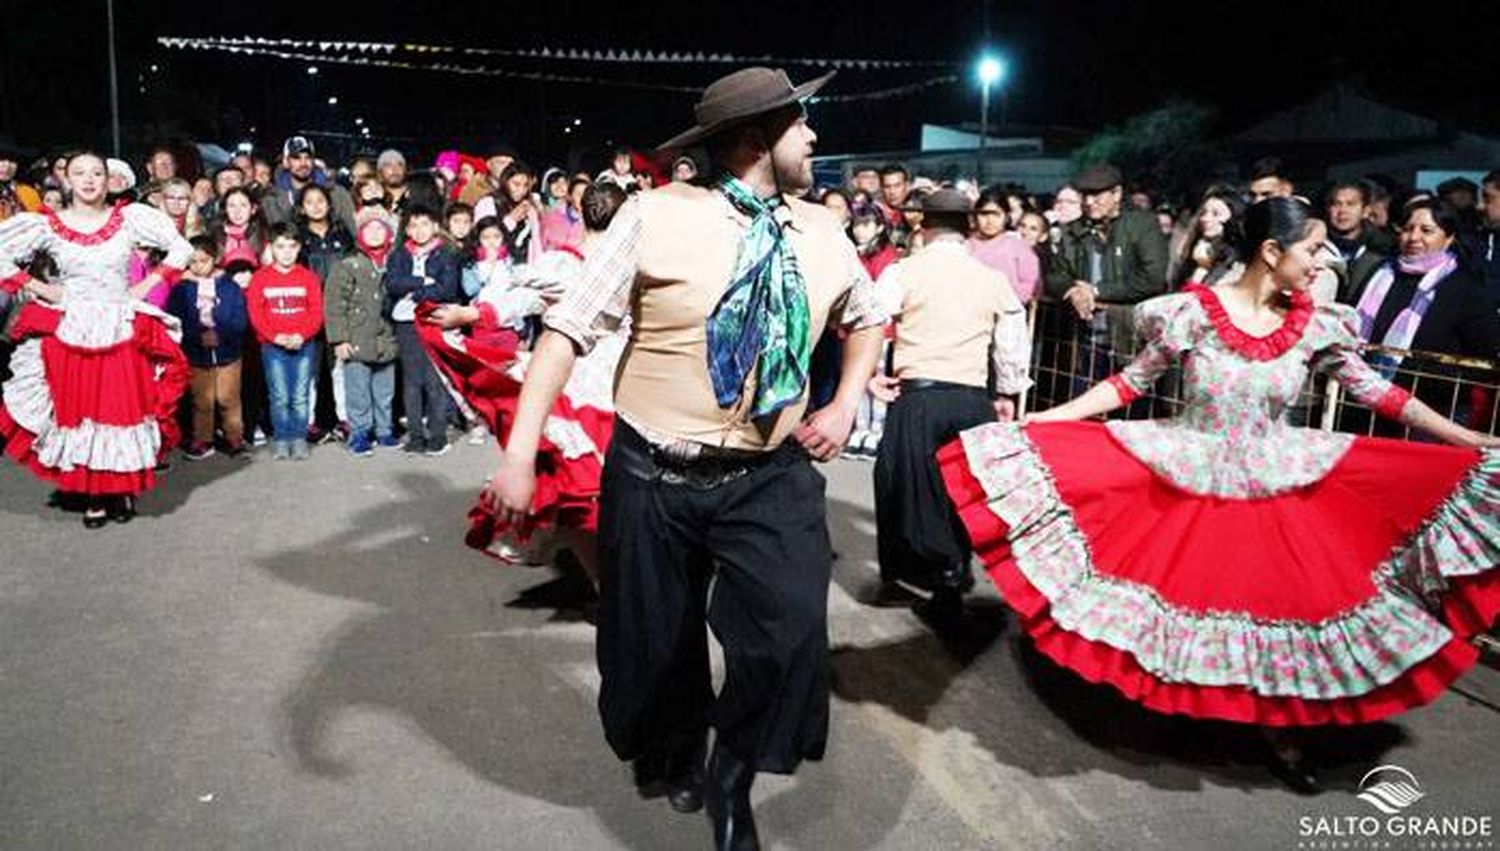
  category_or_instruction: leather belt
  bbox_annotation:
[611,420,804,490]
[899,378,988,395]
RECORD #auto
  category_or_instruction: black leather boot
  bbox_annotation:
[663,735,706,814]
[704,742,759,851]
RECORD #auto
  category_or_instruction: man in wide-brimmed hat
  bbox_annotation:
[868,188,1031,623]
[488,66,887,849]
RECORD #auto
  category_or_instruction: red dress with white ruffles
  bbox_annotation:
[415,249,623,562]
[939,285,1500,726]
[0,204,191,496]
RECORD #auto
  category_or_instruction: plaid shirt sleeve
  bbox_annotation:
[542,196,642,355]
[991,304,1034,395]
[829,238,889,331]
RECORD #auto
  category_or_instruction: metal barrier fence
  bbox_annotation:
[1024,297,1500,440]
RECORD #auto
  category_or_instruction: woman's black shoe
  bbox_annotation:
[107,495,136,524]
[1268,753,1322,795]
[82,508,108,529]
[705,743,759,851]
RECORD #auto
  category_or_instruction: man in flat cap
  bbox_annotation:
[488,67,886,850]
[1043,163,1168,404]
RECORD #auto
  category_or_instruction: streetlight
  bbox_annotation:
[976,55,1006,150]
[327,96,338,105]
[106,0,121,156]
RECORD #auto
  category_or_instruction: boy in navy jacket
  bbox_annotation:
[384,204,462,455]
[167,237,251,459]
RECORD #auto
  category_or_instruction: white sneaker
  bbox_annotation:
[467,425,487,446]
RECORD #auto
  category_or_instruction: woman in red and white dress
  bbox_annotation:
[0,152,192,527]
[420,183,629,580]
[939,199,1500,792]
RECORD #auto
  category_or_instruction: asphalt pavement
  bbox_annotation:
[1,438,1496,850]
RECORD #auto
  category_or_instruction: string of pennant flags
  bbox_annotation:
[154,38,960,102]
[158,41,705,93]
[156,36,958,71]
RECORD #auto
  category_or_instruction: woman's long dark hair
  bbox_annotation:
[492,160,537,216]
[209,186,271,255]
[847,201,892,256]
[463,215,506,265]
[1174,185,1246,287]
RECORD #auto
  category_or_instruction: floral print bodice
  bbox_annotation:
[1103,285,1410,497]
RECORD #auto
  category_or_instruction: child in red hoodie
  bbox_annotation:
[246,222,325,460]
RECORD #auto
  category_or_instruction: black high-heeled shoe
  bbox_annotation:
[704,742,759,851]
[1266,743,1321,795]
[107,495,136,524]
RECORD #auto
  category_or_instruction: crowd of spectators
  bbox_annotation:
[3,136,1499,464]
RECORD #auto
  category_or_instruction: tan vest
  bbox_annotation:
[891,240,1016,388]
[615,182,857,451]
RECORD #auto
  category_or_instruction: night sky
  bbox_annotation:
[3,1,1497,171]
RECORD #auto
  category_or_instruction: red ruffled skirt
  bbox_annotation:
[0,303,187,496]
[415,311,614,562]
[939,420,1500,727]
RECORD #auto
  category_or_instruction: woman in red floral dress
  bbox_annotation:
[939,199,1500,791]
[0,152,191,527]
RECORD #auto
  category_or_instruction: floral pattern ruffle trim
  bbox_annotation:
[1383,449,1500,598]
[1105,420,1356,498]
[1184,284,1313,361]
[957,422,1483,700]
[2,339,161,473]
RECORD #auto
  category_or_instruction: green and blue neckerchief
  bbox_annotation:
[704,176,812,419]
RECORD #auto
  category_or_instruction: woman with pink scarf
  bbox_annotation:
[1352,197,1500,430]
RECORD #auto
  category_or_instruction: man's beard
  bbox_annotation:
[774,160,812,194]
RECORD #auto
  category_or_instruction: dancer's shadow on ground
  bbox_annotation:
[824,494,924,609]
[259,472,919,849]
[822,484,1408,795]
[0,448,245,522]
[831,618,1408,796]
[1013,640,1408,791]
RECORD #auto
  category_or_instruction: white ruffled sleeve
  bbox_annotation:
[0,212,50,293]
[123,203,193,282]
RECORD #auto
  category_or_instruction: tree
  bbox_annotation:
[1072,99,1229,206]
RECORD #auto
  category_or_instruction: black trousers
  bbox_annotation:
[874,383,994,590]
[394,323,449,448]
[596,421,832,775]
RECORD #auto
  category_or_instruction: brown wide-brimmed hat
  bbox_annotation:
[657,67,836,151]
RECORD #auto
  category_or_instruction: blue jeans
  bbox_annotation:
[262,341,318,442]
[343,360,395,439]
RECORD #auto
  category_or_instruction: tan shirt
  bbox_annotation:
[875,238,1032,394]
[545,182,887,453]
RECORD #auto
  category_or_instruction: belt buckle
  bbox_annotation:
[658,455,752,489]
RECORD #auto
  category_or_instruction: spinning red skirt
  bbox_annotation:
[938,286,1500,727]
[415,305,620,560]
